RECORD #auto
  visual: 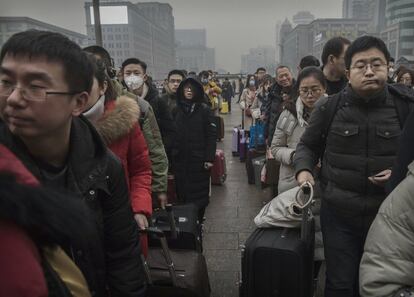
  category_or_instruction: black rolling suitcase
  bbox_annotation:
[141,227,210,297]
[246,149,265,184]
[150,204,202,252]
[240,183,315,297]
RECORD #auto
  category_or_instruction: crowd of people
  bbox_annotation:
[0,28,413,297]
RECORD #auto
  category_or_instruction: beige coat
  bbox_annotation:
[360,161,414,297]
[239,88,257,129]
[271,98,307,194]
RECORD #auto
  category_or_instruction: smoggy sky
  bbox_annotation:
[1,0,342,72]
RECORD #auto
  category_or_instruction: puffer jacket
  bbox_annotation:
[0,117,146,297]
[172,77,217,210]
[94,96,152,217]
[271,99,324,261]
[114,79,168,194]
[294,85,408,222]
[360,160,414,297]
[271,98,307,194]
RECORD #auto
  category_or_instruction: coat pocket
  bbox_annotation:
[375,124,401,155]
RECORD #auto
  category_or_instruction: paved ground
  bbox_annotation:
[203,100,271,297]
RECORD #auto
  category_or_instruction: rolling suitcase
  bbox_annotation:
[246,149,265,184]
[150,204,202,252]
[211,149,227,185]
[141,227,210,297]
[239,129,248,162]
[252,156,266,189]
[214,116,225,141]
[240,184,315,297]
[232,127,240,156]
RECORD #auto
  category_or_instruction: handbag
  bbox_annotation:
[254,182,314,228]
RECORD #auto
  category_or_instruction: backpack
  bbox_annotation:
[320,85,414,157]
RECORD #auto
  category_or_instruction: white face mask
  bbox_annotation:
[124,74,144,90]
[83,95,105,123]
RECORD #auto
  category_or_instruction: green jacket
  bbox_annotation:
[360,161,414,297]
[113,80,168,193]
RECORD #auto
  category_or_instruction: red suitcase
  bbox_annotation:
[211,149,227,185]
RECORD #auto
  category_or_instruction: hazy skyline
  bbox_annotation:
[1,0,343,72]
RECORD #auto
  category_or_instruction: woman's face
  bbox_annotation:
[183,83,194,100]
[401,73,413,87]
[85,77,107,110]
[299,76,326,109]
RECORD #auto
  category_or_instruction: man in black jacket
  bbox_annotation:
[0,30,146,297]
[121,58,176,156]
[321,37,351,95]
[265,65,295,146]
[294,36,413,297]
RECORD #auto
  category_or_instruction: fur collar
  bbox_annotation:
[95,96,140,145]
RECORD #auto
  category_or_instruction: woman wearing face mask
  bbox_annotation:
[239,74,257,129]
[271,67,327,285]
[172,76,217,222]
[82,56,152,256]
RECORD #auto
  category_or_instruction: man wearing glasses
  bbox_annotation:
[0,30,146,297]
[294,36,413,297]
[161,69,186,116]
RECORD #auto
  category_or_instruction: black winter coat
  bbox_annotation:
[266,82,296,145]
[145,83,176,158]
[294,85,412,222]
[172,77,217,210]
[0,117,146,297]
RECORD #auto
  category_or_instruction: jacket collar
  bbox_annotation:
[94,96,140,145]
[0,116,108,193]
[346,85,388,106]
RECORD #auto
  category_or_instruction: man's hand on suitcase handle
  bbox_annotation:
[157,192,168,209]
[204,162,213,170]
[297,170,315,186]
[134,213,149,230]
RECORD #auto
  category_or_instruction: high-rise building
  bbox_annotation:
[292,11,315,26]
[84,1,175,80]
[279,18,293,63]
[342,0,372,19]
[175,29,215,73]
[0,16,87,48]
[382,0,414,64]
[241,46,276,74]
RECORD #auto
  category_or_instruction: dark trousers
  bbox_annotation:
[320,202,374,297]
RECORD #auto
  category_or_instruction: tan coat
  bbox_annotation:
[239,88,257,129]
[360,161,414,297]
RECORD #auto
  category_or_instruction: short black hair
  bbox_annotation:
[389,57,395,63]
[168,69,186,80]
[296,66,327,89]
[83,45,113,67]
[276,65,291,73]
[1,30,94,93]
[256,67,266,73]
[321,36,351,66]
[299,55,320,69]
[344,35,391,70]
[121,58,147,73]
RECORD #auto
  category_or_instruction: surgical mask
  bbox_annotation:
[83,95,105,123]
[124,74,144,90]
[389,68,394,77]
[201,78,209,84]
[249,80,256,87]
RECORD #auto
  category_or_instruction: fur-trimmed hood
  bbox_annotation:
[94,96,140,145]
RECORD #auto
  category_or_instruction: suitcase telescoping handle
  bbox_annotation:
[165,204,178,239]
[139,227,178,287]
[295,182,314,241]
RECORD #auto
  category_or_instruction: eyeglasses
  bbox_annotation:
[351,62,387,73]
[299,88,322,96]
[0,81,80,102]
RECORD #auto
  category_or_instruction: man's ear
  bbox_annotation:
[329,54,335,64]
[345,69,351,82]
[143,73,148,82]
[72,92,90,117]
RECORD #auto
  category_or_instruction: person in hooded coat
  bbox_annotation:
[171,76,217,220]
